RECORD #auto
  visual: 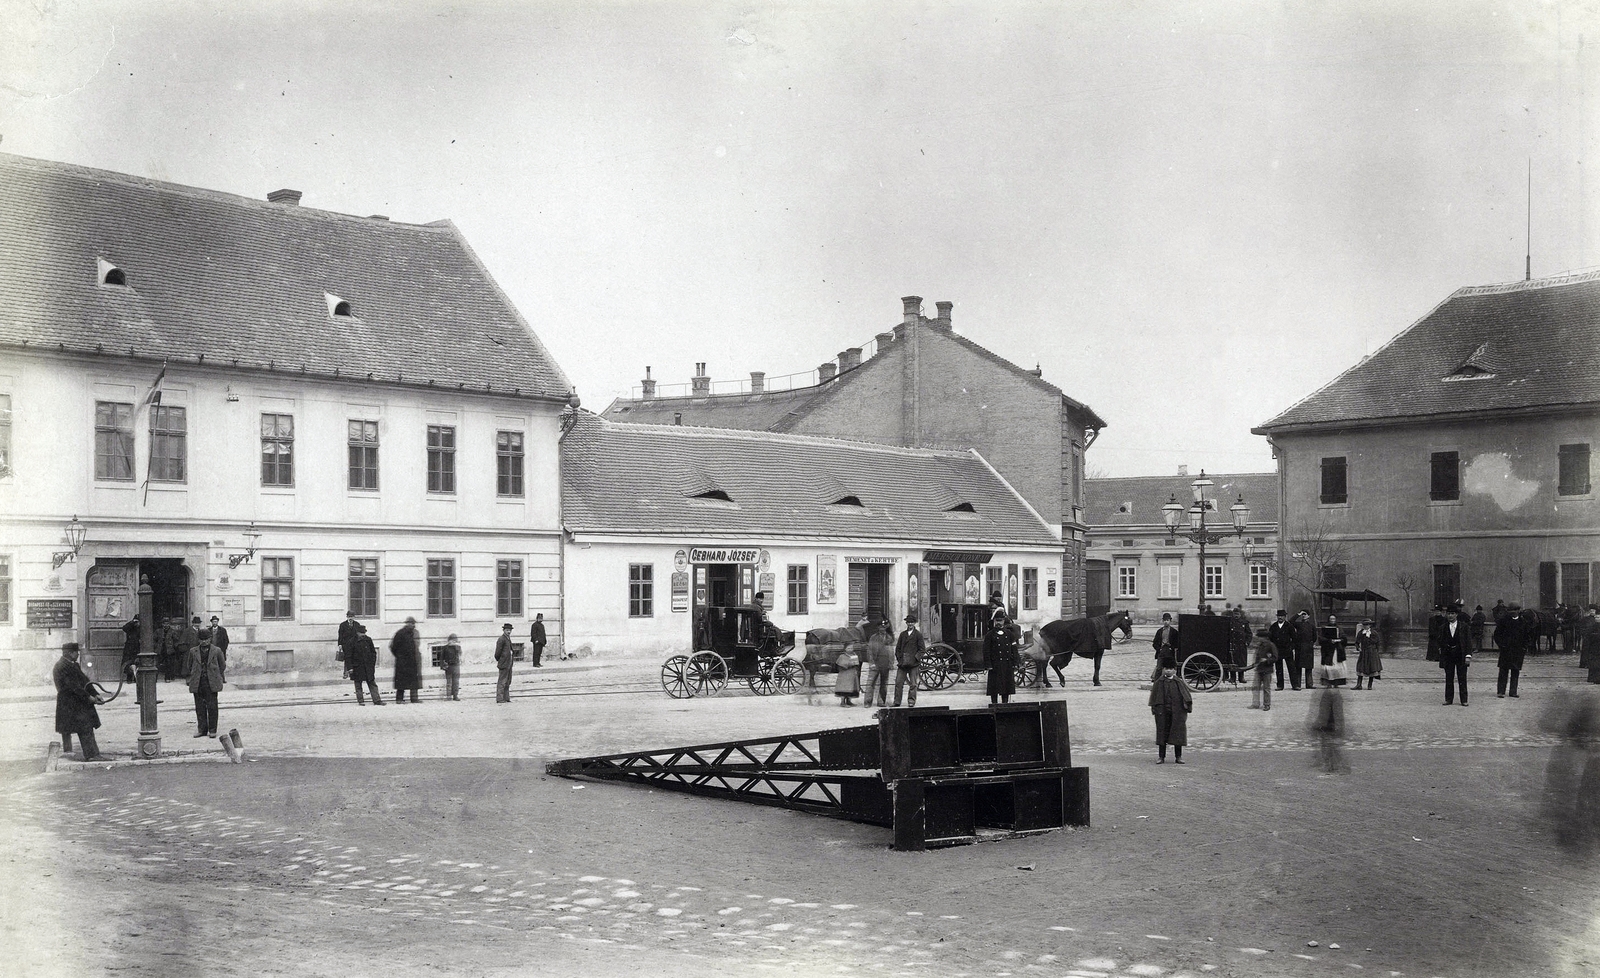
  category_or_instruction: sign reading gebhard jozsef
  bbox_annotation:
[688,547,761,564]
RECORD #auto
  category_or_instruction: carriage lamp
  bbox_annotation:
[51,515,87,569]
[227,522,262,569]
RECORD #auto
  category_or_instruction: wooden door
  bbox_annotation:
[1085,560,1110,619]
[85,561,138,682]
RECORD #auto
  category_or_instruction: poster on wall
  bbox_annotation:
[758,573,774,608]
[964,575,981,604]
[221,596,245,624]
[671,571,690,612]
[906,564,921,622]
[1007,564,1019,619]
[817,554,837,604]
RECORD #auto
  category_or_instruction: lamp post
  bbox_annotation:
[135,574,161,758]
[1162,471,1250,614]
[52,515,87,570]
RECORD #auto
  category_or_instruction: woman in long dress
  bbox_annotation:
[1353,619,1382,689]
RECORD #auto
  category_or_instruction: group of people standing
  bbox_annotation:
[833,612,928,709]
[335,612,550,706]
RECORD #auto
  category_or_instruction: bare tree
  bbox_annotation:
[1280,518,1352,613]
[1392,572,1419,626]
[1508,562,1527,605]
[1084,462,1113,481]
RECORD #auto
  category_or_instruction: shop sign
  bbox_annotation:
[27,598,74,630]
[688,547,761,564]
[843,556,898,564]
[924,550,993,564]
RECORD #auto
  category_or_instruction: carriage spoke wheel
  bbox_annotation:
[919,644,961,690]
[1015,657,1040,689]
[771,658,806,694]
[748,659,780,696]
[661,654,694,699]
[687,651,729,696]
[1182,651,1223,692]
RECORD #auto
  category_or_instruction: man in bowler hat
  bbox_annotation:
[54,642,105,760]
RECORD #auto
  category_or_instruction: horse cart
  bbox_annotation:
[660,605,806,698]
[915,601,999,690]
[1173,612,1230,691]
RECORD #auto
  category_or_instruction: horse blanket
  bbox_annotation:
[786,626,870,671]
[1036,615,1114,659]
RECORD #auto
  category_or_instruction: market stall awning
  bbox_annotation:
[1310,588,1389,603]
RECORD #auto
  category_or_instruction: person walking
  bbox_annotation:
[337,611,366,681]
[893,613,925,707]
[1495,603,1530,698]
[1439,605,1470,706]
[1291,611,1317,692]
[529,613,547,667]
[1353,619,1382,689]
[860,620,894,708]
[1248,635,1277,711]
[391,617,422,704]
[1318,615,1348,687]
[1152,613,1180,682]
[494,623,516,703]
[184,631,226,738]
[1268,609,1294,690]
[1149,654,1193,763]
[348,628,383,706]
[54,642,105,761]
[985,611,1019,706]
[439,633,462,701]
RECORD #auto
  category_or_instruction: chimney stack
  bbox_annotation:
[641,366,657,401]
[901,296,923,326]
[690,362,710,396]
[874,332,894,355]
[1177,464,1189,477]
[935,300,953,327]
[838,347,862,372]
[750,371,765,394]
[267,189,303,206]
[819,362,837,382]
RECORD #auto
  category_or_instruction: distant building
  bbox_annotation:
[1254,271,1600,620]
[561,414,1063,654]
[602,296,1106,617]
[0,152,572,684]
[1084,471,1279,623]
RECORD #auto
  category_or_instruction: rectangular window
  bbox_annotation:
[1204,563,1224,599]
[1559,443,1592,496]
[0,554,10,623]
[787,564,809,615]
[426,425,457,493]
[148,405,187,482]
[1430,451,1460,501]
[629,564,654,618]
[427,558,456,618]
[1560,562,1590,609]
[1434,563,1461,610]
[496,559,524,617]
[348,420,379,490]
[1249,562,1270,598]
[1022,568,1039,610]
[1320,456,1348,504]
[497,430,525,497]
[1160,563,1181,599]
[260,413,294,487]
[0,393,11,475]
[985,566,1004,605]
[1117,565,1137,598]
[95,401,135,481]
[260,556,294,620]
[348,557,379,618]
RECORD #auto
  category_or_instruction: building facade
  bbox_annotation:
[561,415,1064,654]
[1254,271,1600,622]
[0,153,572,684]
[1084,472,1279,623]
[602,296,1106,618]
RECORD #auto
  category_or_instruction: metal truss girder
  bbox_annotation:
[567,765,893,827]
[546,725,874,777]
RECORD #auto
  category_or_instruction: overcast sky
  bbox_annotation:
[2,1,1593,477]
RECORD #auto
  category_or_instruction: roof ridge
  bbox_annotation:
[1449,267,1600,297]
[1087,471,1278,483]
[592,415,979,460]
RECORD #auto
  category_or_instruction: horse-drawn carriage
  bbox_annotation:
[1169,612,1231,691]
[918,607,1134,691]
[660,605,806,698]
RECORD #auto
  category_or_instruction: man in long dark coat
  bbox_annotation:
[391,617,422,703]
[1149,654,1192,763]
[338,610,366,680]
[1291,611,1317,691]
[54,642,104,760]
[1268,609,1295,690]
[529,613,547,667]
[984,612,1018,705]
[1439,606,1470,706]
[1496,603,1531,698]
[348,630,382,706]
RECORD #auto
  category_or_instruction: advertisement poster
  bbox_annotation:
[816,555,837,604]
[671,571,690,613]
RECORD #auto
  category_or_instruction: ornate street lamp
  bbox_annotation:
[51,515,87,569]
[227,522,262,569]
[1161,471,1249,613]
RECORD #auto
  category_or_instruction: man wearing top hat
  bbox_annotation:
[54,642,105,761]
[1267,609,1295,690]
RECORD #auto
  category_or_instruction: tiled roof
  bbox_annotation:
[561,413,1059,546]
[1084,473,1280,528]
[0,152,570,400]
[1256,271,1600,431]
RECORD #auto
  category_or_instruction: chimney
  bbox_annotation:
[750,371,765,394]
[641,366,657,401]
[1177,464,1189,477]
[1030,363,1042,378]
[690,362,710,396]
[267,189,303,206]
[901,296,923,326]
[935,300,953,327]
[874,332,894,355]
[819,362,837,382]
[838,347,862,372]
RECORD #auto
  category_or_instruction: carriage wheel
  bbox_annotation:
[747,662,775,695]
[1015,657,1040,689]
[1182,651,1223,692]
[687,651,729,696]
[918,644,961,691]
[771,658,806,694]
[661,655,695,699]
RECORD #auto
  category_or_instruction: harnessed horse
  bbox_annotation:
[1028,610,1133,686]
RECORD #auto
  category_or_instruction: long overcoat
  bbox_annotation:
[1494,614,1527,671]
[348,633,379,683]
[985,622,1019,698]
[391,625,423,691]
[1148,674,1192,747]
[53,655,101,735]
[1291,617,1317,671]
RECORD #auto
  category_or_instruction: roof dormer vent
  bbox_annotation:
[325,292,353,318]
[946,501,976,513]
[831,495,865,507]
[97,259,126,287]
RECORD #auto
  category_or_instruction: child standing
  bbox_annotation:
[1148,655,1193,763]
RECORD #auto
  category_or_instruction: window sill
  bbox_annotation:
[260,485,295,495]
[1556,492,1594,501]
[1318,502,1349,509]
[1115,595,1139,601]
[1427,498,1462,507]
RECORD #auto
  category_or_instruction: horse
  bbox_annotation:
[786,625,871,688]
[1027,610,1133,687]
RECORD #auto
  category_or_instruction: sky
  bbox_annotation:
[1,0,1594,477]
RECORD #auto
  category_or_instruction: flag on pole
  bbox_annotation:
[142,361,166,408]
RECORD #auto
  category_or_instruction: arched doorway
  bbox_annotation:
[84,559,191,680]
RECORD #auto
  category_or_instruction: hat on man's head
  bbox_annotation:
[210,615,220,623]
[191,615,202,624]
[61,641,81,653]
[502,623,513,630]
[1157,654,1177,670]
[346,609,358,617]
[989,593,1004,605]
[405,616,417,625]
[1475,605,1484,611]
[1161,612,1172,621]
[1276,609,1287,616]
[904,614,918,623]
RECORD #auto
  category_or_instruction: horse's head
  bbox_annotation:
[1113,611,1134,637]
